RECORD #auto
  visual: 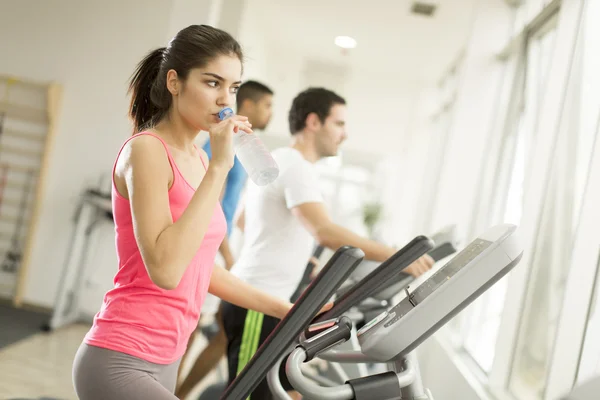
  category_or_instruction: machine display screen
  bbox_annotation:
[383,238,493,328]
[359,310,389,332]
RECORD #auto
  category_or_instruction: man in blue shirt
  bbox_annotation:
[201,80,274,270]
[176,80,274,399]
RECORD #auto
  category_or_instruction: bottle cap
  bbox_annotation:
[218,108,234,121]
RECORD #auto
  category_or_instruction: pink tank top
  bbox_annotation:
[84,132,227,364]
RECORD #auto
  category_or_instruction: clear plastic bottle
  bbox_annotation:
[218,107,279,186]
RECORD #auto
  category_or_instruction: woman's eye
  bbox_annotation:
[207,81,218,87]
[231,86,240,94]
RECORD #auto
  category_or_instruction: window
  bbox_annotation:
[502,18,557,223]
[316,155,374,235]
[544,5,600,396]
[422,0,589,398]
[415,62,461,234]
[509,3,600,397]
[452,11,558,374]
[571,12,600,234]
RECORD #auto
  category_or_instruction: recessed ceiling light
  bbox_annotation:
[334,36,357,49]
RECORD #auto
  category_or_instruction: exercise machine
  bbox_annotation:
[193,245,328,399]
[195,233,442,399]
[220,232,434,399]
[195,227,457,398]
[290,245,325,303]
[224,223,521,400]
[276,224,521,399]
[292,225,458,308]
[306,237,458,385]
[219,244,368,399]
[43,185,112,331]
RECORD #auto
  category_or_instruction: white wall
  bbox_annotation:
[374,85,438,245]
[256,42,419,157]
[0,0,178,307]
[236,7,269,84]
[167,0,222,39]
[344,71,419,155]
[261,43,306,137]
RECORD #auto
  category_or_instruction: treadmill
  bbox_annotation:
[230,223,522,400]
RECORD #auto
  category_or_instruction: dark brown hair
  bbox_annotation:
[236,80,273,110]
[288,87,346,134]
[128,25,244,133]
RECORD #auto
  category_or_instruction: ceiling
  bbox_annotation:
[247,0,479,85]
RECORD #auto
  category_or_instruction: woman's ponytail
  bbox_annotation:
[127,47,169,134]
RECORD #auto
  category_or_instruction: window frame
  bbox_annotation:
[427,1,588,399]
[486,1,585,398]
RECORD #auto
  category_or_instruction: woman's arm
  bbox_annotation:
[118,135,229,290]
[208,266,292,319]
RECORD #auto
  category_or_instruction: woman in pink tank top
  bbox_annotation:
[72,25,325,400]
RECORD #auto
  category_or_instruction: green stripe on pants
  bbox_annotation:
[236,310,264,400]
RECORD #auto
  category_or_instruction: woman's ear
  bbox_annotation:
[166,69,179,96]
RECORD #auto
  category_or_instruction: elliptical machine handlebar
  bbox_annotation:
[284,346,422,400]
[220,245,365,400]
[266,235,436,400]
[345,240,457,303]
[315,235,435,323]
[268,331,422,400]
[269,224,522,400]
[299,316,353,362]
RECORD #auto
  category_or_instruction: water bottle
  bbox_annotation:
[218,107,279,186]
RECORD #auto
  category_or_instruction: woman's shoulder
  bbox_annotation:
[115,132,172,177]
[123,132,170,159]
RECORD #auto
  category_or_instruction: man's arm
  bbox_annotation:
[203,138,235,269]
[218,235,235,270]
[236,208,245,233]
[291,202,433,277]
[292,202,393,261]
[208,266,332,319]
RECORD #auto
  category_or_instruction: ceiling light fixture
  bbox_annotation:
[334,36,357,49]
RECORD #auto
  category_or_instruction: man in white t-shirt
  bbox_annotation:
[222,87,434,400]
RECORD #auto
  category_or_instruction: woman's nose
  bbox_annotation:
[217,89,235,108]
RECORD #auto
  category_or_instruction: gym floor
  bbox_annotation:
[0,324,87,399]
[0,317,223,400]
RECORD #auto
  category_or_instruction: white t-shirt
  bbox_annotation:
[230,147,324,301]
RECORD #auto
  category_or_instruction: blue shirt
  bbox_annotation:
[202,140,247,237]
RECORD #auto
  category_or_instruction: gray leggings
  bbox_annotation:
[72,343,182,400]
